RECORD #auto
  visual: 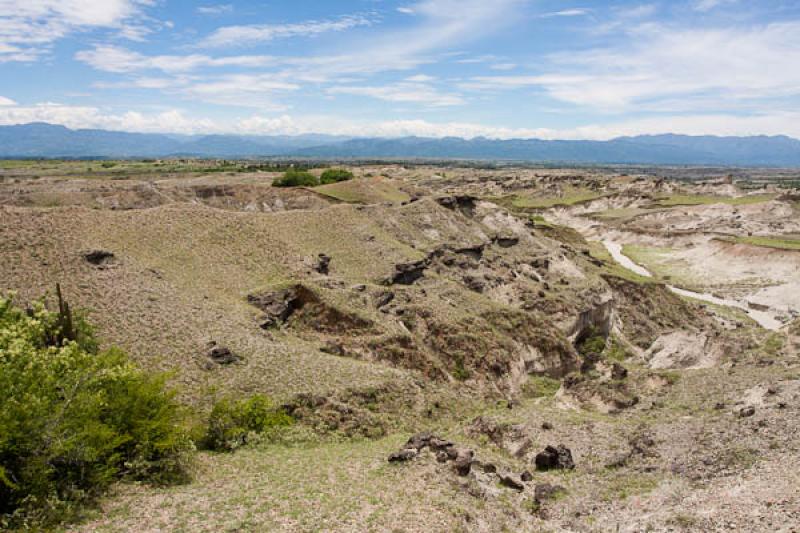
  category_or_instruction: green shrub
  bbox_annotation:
[0,295,193,527]
[272,169,318,187]
[204,394,294,451]
[319,168,354,185]
[576,327,607,357]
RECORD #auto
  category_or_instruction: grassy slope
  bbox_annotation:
[0,203,425,404]
[511,187,604,209]
[720,235,800,251]
[650,193,777,207]
[313,177,411,204]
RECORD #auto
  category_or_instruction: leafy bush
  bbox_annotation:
[272,169,318,187]
[0,295,193,527]
[576,327,607,357]
[203,394,294,451]
[319,168,354,185]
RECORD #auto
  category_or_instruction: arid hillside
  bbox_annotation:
[1,160,798,531]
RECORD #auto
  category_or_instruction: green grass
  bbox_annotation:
[720,235,800,251]
[650,193,777,207]
[521,375,562,398]
[511,187,604,209]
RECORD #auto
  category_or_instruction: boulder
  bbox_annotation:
[207,342,240,365]
[453,449,474,476]
[312,254,331,275]
[534,445,575,471]
[388,449,418,462]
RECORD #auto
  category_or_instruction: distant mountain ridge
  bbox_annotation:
[1,122,800,166]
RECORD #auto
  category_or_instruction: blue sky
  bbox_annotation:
[1,0,800,139]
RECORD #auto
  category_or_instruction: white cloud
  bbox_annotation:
[197,4,233,15]
[327,81,464,107]
[76,45,278,73]
[3,101,800,140]
[466,22,800,112]
[693,0,737,12]
[200,14,374,48]
[236,112,800,140]
[539,9,590,18]
[490,63,517,71]
[397,7,415,15]
[405,74,436,82]
[0,103,216,134]
[0,0,154,61]
[0,95,16,106]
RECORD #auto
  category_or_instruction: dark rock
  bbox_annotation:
[388,260,428,285]
[207,342,240,365]
[463,274,486,293]
[83,249,115,266]
[312,253,331,275]
[248,285,309,328]
[499,474,525,491]
[436,451,450,463]
[435,195,477,217]
[521,470,533,482]
[374,291,395,308]
[739,406,756,418]
[610,362,628,380]
[388,449,418,462]
[405,432,434,451]
[495,236,520,248]
[429,437,455,452]
[541,422,554,430]
[454,244,485,261]
[534,445,575,471]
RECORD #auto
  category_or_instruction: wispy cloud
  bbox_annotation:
[197,4,233,16]
[0,95,16,106]
[76,45,278,73]
[327,79,465,107]
[0,0,154,61]
[200,14,375,48]
[466,21,800,112]
[539,8,590,18]
[693,0,738,12]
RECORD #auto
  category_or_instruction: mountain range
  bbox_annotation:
[2,122,800,166]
